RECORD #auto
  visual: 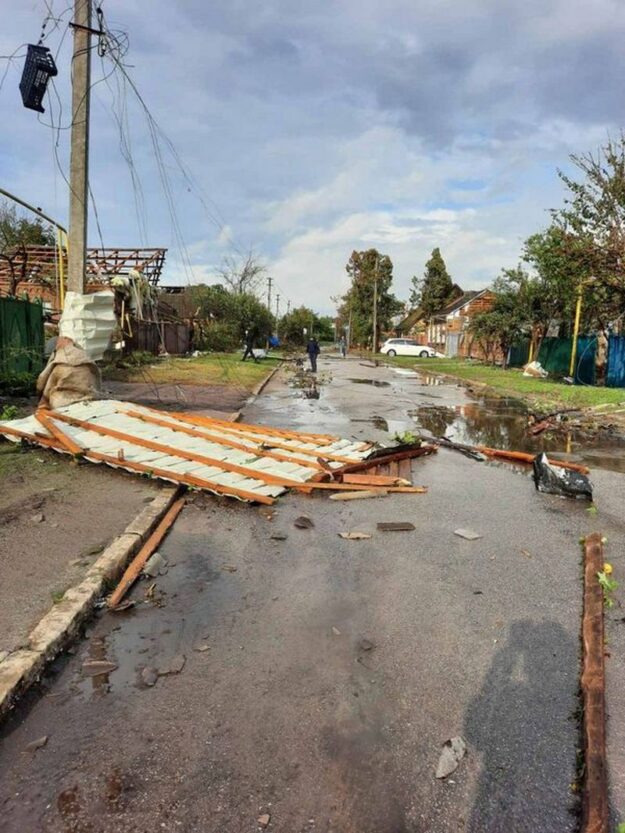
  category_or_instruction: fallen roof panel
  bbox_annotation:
[0,400,373,504]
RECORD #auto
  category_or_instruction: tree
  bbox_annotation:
[217,250,267,295]
[338,249,402,348]
[280,306,323,345]
[0,201,55,295]
[550,136,625,333]
[189,284,273,350]
[469,283,526,368]
[412,248,453,317]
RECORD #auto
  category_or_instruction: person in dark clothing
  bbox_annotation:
[242,329,258,362]
[306,336,320,372]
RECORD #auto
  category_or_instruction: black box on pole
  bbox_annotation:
[19,44,58,113]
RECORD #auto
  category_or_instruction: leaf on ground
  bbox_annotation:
[294,516,314,529]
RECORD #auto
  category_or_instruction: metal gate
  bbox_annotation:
[0,296,44,377]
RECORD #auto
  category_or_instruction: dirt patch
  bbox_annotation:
[0,442,157,653]
[102,381,245,416]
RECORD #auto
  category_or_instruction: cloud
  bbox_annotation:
[0,0,624,316]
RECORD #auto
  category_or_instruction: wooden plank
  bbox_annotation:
[0,422,63,451]
[107,494,186,608]
[476,445,590,474]
[342,473,409,486]
[336,444,439,475]
[292,482,427,494]
[121,409,323,470]
[329,490,389,501]
[35,411,83,455]
[581,532,608,833]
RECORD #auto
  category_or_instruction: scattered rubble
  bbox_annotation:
[454,528,482,541]
[143,552,167,578]
[339,531,372,540]
[435,736,467,779]
[377,522,415,532]
[294,516,314,529]
[158,654,186,676]
[24,735,48,753]
[140,666,158,687]
[257,813,271,828]
[82,660,118,677]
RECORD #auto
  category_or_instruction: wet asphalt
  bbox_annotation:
[1,355,624,832]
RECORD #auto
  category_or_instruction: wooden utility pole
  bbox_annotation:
[67,0,92,294]
[372,255,379,354]
[266,276,273,312]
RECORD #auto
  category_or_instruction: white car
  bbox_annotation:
[380,338,439,358]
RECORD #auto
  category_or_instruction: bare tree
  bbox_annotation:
[217,250,267,295]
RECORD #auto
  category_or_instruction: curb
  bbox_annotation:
[250,362,282,398]
[0,487,179,721]
[581,532,608,833]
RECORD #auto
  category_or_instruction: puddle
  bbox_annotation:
[348,378,391,387]
[410,399,625,473]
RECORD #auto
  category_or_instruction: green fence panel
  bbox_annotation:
[537,336,596,384]
[508,339,530,368]
[607,335,625,388]
[0,296,44,377]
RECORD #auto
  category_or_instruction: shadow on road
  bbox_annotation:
[464,619,579,833]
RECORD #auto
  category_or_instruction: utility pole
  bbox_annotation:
[266,276,273,312]
[275,293,280,320]
[67,0,92,294]
[372,254,379,354]
[286,299,291,315]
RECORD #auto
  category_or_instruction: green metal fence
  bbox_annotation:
[0,296,45,378]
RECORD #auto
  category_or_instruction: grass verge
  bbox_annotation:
[383,356,625,411]
[103,353,282,390]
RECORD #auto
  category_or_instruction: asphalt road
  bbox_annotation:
[1,355,624,833]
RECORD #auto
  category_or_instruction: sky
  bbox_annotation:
[1,0,624,313]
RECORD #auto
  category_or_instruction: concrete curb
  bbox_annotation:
[0,487,179,722]
[250,362,282,398]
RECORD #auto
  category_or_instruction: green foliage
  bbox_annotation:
[0,405,18,421]
[597,570,618,608]
[280,306,320,345]
[337,249,402,347]
[190,284,273,347]
[195,321,240,352]
[393,430,420,445]
[316,315,336,342]
[413,248,454,317]
[0,370,38,396]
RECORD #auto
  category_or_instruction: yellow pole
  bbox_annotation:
[569,283,584,378]
[57,228,67,310]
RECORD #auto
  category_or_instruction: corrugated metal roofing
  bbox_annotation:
[0,400,372,505]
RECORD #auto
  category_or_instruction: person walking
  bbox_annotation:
[306,335,320,373]
[242,329,258,362]
[338,336,347,358]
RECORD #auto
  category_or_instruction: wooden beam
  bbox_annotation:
[107,494,186,608]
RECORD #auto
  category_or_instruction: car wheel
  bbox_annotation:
[419,350,430,358]
[387,349,397,357]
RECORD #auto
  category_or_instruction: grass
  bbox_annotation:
[102,352,282,390]
[383,356,625,411]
